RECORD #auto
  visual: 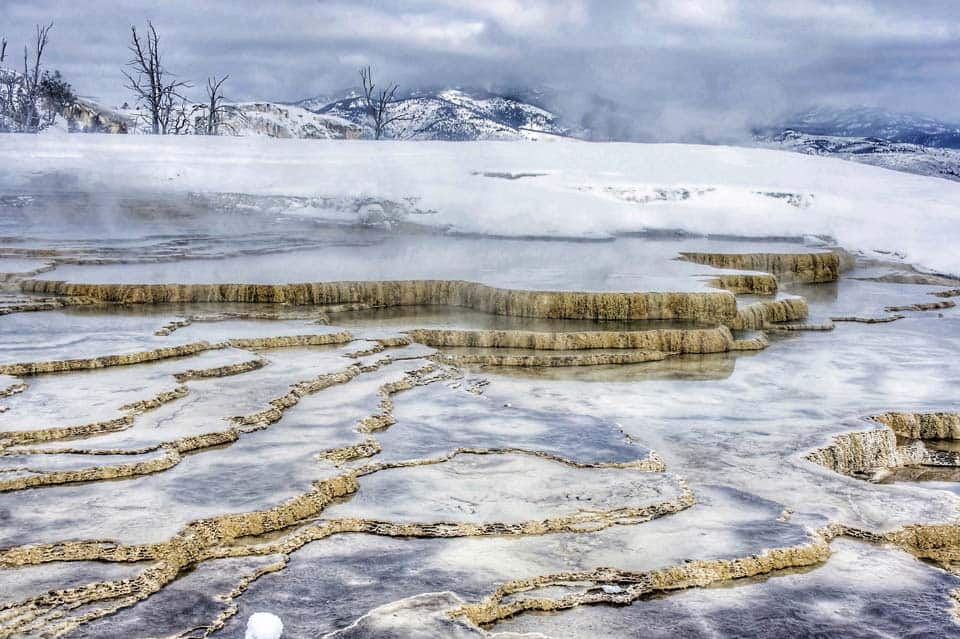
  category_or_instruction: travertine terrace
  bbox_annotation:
[1,143,960,638]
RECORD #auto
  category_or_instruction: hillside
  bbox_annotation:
[116,101,361,139]
[774,106,960,148]
[303,88,570,140]
[755,130,960,182]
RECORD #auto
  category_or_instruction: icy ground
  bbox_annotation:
[0,137,959,638]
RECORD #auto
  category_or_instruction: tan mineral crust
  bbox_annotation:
[0,357,688,636]
[406,326,738,352]
[21,279,739,321]
[679,251,842,283]
[874,412,960,440]
[727,298,808,330]
[808,412,960,477]
[3,246,960,638]
[885,300,956,312]
[709,273,779,295]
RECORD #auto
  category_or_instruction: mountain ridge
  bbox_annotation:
[297,87,572,141]
[759,105,960,149]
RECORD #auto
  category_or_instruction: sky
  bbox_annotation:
[3,0,960,141]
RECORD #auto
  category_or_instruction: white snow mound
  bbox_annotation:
[3,135,960,276]
[245,612,283,639]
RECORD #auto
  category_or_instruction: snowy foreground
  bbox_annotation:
[2,134,959,276]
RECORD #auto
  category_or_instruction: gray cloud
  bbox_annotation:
[3,0,960,140]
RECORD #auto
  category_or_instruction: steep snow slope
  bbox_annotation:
[756,130,960,182]
[2,135,959,275]
[306,89,569,140]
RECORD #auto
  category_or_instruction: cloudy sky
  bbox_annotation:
[3,0,960,140]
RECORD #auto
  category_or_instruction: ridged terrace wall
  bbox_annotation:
[21,279,737,322]
[679,252,841,283]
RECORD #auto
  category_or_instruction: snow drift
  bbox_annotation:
[1,134,959,276]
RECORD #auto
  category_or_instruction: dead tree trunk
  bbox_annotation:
[0,37,11,131]
[15,23,52,133]
[122,22,189,134]
[204,75,229,135]
[0,36,8,131]
[359,66,403,140]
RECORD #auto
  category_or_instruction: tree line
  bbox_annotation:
[0,21,403,138]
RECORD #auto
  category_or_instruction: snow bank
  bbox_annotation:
[245,612,283,639]
[2,134,959,275]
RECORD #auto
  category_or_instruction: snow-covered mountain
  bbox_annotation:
[755,129,960,182]
[298,88,571,140]
[755,106,960,181]
[767,106,960,149]
[24,86,568,141]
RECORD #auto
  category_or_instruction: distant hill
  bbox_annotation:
[752,106,960,182]
[298,88,571,140]
[115,101,361,139]
[755,129,960,182]
[19,85,569,141]
[761,106,960,149]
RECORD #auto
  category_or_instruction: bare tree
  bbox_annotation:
[359,66,404,140]
[203,74,230,135]
[6,23,53,133]
[167,98,193,135]
[122,22,190,134]
[0,36,10,131]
